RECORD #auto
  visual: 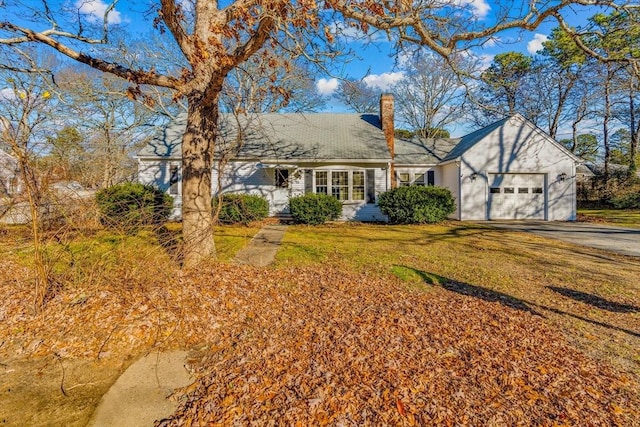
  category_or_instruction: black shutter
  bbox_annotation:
[366,169,376,203]
[304,169,313,194]
[427,170,435,186]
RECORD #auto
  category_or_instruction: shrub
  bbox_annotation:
[610,191,640,209]
[378,185,455,224]
[289,193,343,225]
[213,193,269,224]
[96,183,173,230]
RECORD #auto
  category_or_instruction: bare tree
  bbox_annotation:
[333,78,381,113]
[0,68,57,310]
[56,67,160,188]
[2,0,632,266]
[391,53,466,138]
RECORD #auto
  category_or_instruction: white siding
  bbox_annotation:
[215,162,291,215]
[458,116,576,221]
[138,159,183,218]
[440,163,461,220]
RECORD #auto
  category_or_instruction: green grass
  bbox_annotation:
[2,223,261,273]
[213,224,262,262]
[578,208,640,227]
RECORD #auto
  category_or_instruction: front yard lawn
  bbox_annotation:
[1,222,639,425]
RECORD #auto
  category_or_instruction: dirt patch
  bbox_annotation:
[0,355,126,426]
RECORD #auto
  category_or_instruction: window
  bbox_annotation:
[169,165,180,195]
[314,170,368,202]
[398,173,410,187]
[532,187,543,194]
[414,173,425,186]
[504,187,514,194]
[490,187,500,194]
[352,171,365,201]
[315,171,328,195]
[275,169,289,188]
[332,171,349,201]
[518,187,529,194]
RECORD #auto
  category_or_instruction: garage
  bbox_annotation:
[487,173,546,220]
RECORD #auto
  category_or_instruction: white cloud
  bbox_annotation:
[363,72,404,90]
[0,88,16,101]
[478,53,494,70]
[76,0,122,24]
[482,36,500,48]
[455,0,491,19]
[316,78,339,96]
[527,33,548,55]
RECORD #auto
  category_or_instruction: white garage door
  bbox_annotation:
[488,173,546,220]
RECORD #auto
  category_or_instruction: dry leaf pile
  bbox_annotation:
[1,262,638,425]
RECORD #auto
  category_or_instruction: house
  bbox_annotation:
[137,95,578,222]
[0,148,21,197]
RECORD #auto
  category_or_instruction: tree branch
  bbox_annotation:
[0,22,180,89]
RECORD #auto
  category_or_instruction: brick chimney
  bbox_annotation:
[380,93,395,158]
[379,93,396,186]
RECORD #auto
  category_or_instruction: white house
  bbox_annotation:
[0,148,21,197]
[137,95,578,222]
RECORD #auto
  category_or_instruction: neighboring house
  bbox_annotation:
[0,148,21,197]
[138,95,578,221]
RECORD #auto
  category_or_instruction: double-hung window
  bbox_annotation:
[397,170,435,186]
[352,171,365,200]
[398,173,410,187]
[315,171,328,195]
[314,170,366,202]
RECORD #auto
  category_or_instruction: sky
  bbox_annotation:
[39,0,606,136]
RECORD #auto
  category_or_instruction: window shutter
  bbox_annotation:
[366,169,376,203]
[427,170,435,186]
[304,169,313,193]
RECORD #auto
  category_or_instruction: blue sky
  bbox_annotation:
[314,0,598,98]
[55,0,605,136]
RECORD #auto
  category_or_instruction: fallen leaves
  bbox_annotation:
[0,259,638,425]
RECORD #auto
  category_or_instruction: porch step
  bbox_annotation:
[274,213,294,223]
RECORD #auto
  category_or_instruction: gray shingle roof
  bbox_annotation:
[394,137,460,164]
[139,111,573,167]
[138,112,392,161]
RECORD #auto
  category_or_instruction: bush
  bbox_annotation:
[289,193,343,225]
[96,183,173,230]
[213,193,269,224]
[378,185,455,224]
[610,191,640,209]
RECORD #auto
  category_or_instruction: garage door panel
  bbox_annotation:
[488,173,545,220]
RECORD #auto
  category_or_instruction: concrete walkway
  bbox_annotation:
[89,350,192,427]
[233,224,288,267]
[479,220,640,257]
[90,225,288,426]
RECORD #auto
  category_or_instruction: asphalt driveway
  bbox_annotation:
[478,221,640,257]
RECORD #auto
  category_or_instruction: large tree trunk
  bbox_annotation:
[181,95,219,267]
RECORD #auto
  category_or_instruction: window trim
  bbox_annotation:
[396,170,435,186]
[313,169,367,203]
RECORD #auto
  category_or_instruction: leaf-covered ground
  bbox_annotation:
[1,223,639,425]
[1,262,638,425]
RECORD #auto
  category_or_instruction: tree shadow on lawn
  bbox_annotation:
[396,265,640,339]
[547,286,639,313]
[154,224,183,264]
